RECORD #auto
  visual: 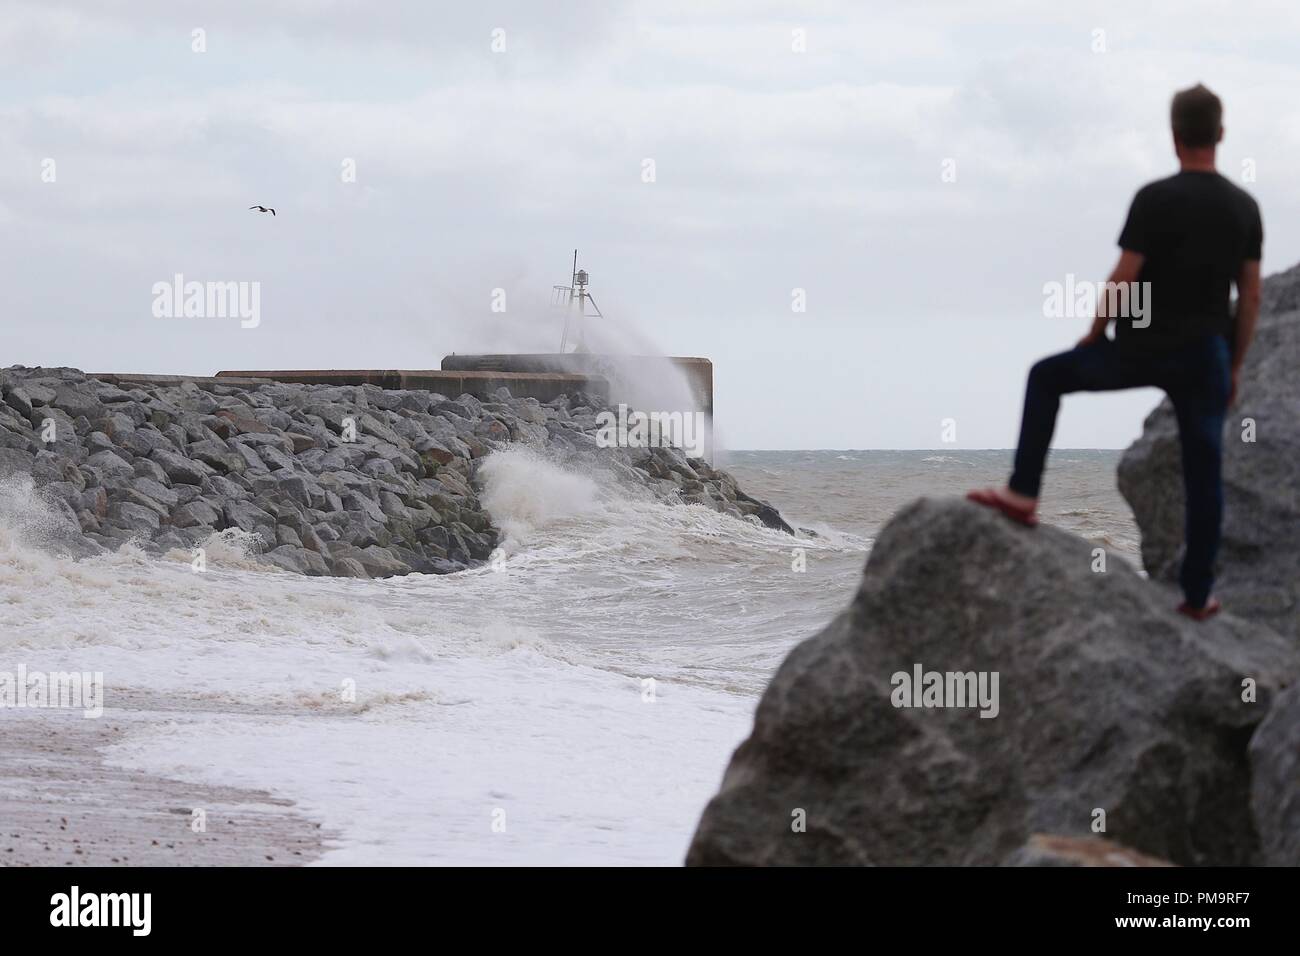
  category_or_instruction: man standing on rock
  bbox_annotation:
[969,83,1263,621]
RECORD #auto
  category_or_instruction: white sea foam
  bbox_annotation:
[477,446,602,551]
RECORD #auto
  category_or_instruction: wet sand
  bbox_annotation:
[1,692,331,866]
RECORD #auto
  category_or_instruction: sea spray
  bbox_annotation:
[0,474,88,556]
[477,447,601,551]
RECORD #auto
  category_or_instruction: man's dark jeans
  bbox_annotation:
[1009,334,1231,609]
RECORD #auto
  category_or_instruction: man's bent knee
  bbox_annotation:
[1027,356,1062,392]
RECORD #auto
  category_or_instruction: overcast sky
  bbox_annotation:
[3,0,1297,449]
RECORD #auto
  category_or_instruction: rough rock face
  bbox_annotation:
[685,498,1297,866]
[1118,264,1300,639]
[0,366,789,578]
[1249,683,1300,865]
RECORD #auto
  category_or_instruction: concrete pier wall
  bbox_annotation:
[210,369,609,404]
[440,354,713,418]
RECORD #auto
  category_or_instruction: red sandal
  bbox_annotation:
[1177,597,1221,621]
[966,488,1039,527]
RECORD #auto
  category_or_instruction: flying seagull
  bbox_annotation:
[248,205,276,216]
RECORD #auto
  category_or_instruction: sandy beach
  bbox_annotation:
[1,691,330,867]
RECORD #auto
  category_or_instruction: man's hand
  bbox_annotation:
[1079,250,1144,348]
[1077,317,1109,348]
[1232,261,1261,401]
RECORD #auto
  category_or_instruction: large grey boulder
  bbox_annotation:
[1249,683,1300,865]
[52,382,102,420]
[261,544,331,576]
[0,447,35,476]
[686,498,1297,867]
[172,499,222,529]
[188,438,246,475]
[1118,264,1300,639]
[106,500,162,535]
[223,500,275,539]
[151,448,209,486]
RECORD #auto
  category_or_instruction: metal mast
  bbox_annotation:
[553,249,603,352]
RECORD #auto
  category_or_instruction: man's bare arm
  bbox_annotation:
[1230,259,1261,404]
[1080,250,1145,345]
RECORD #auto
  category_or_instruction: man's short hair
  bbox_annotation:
[1171,84,1222,148]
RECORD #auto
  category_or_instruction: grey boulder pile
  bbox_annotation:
[0,367,789,578]
[1248,682,1300,866]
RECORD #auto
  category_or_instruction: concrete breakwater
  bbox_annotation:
[0,366,790,578]
[214,367,612,405]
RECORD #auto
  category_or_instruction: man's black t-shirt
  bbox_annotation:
[1115,170,1262,353]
